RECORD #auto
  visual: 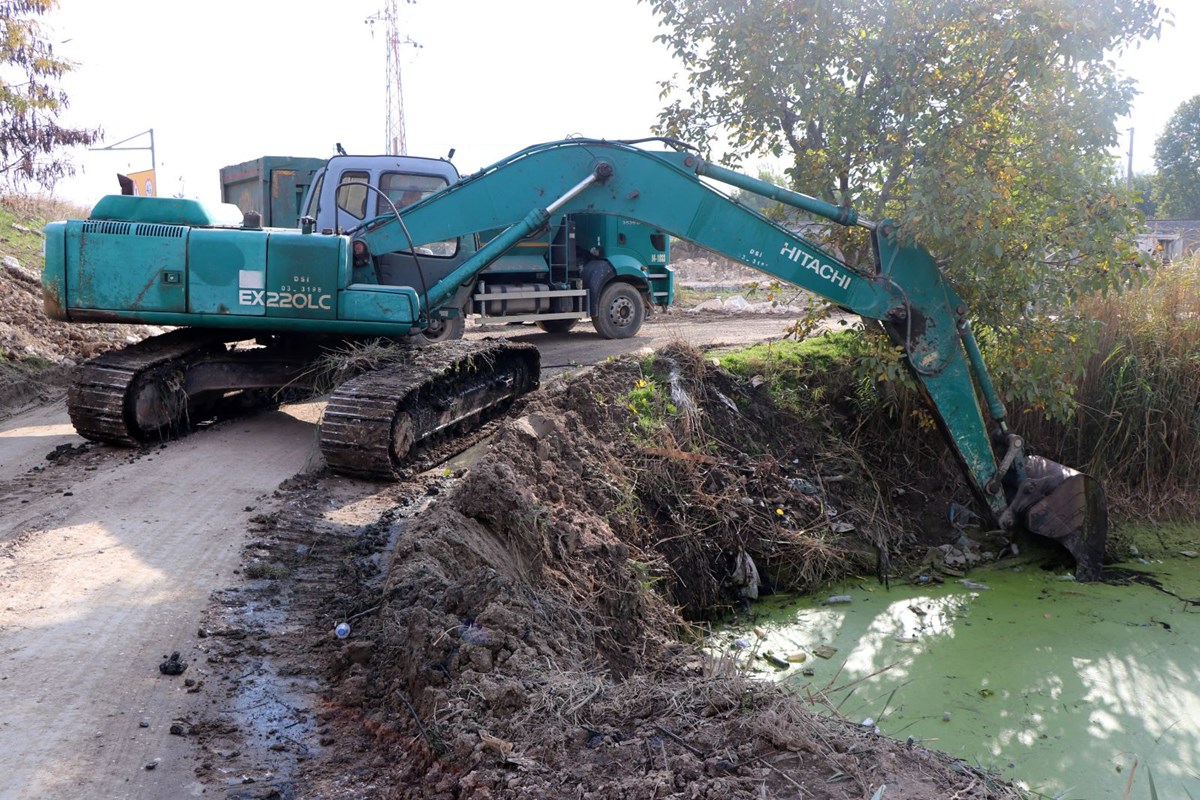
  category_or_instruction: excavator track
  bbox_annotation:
[67,330,231,446]
[67,329,325,447]
[320,339,540,481]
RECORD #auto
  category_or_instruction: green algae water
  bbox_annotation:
[724,561,1200,799]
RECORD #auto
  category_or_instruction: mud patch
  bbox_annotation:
[179,475,413,796]
[0,440,147,545]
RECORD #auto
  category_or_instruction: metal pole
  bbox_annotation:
[1126,127,1134,191]
[89,128,157,193]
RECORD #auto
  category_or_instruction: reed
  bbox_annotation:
[1019,253,1200,519]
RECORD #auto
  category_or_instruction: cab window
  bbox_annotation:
[379,172,446,212]
[335,170,371,219]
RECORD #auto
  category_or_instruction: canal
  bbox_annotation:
[723,558,1200,798]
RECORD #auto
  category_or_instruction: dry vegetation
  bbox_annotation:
[1018,254,1200,522]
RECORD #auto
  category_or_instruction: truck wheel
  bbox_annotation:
[593,282,644,339]
[535,319,578,334]
[417,315,465,345]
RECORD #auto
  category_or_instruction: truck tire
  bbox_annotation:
[593,282,644,339]
[416,314,465,345]
[535,319,578,334]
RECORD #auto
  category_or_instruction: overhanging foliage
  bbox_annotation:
[644,0,1164,416]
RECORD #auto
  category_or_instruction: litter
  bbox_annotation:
[958,579,991,591]
[731,550,761,600]
[762,653,790,670]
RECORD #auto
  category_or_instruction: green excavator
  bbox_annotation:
[42,138,1106,579]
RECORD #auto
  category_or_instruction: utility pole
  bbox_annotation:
[1126,127,1134,191]
[367,1,420,156]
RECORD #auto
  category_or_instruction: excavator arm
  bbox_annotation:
[355,139,1106,579]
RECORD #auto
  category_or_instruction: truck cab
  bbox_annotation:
[223,154,674,340]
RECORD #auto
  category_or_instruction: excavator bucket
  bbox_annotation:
[1020,456,1108,581]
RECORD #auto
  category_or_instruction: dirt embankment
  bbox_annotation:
[205,346,1015,799]
[0,209,160,414]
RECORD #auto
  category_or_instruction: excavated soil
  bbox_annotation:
[191,346,1018,799]
[0,241,159,414]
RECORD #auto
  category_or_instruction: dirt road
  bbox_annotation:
[0,313,791,799]
[468,312,796,378]
[0,402,325,799]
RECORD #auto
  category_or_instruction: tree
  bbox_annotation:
[1153,94,1200,218]
[1129,172,1157,218]
[0,0,99,188]
[644,0,1164,415]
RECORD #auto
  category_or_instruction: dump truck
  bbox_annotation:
[218,155,326,229]
[219,153,675,339]
[42,137,1106,579]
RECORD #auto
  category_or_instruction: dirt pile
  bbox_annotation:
[291,348,1015,798]
[0,202,160,413]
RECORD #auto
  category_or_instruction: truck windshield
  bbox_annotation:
[302,172,324,221]
[379,172,446,211]
[379,172,456,257]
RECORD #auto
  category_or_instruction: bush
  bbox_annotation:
[721,263,1200,524]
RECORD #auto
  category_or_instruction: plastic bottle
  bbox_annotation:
[335,622,351,639]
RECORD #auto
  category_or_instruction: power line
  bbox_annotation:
[366,1,421,155]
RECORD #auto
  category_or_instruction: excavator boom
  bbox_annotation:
[355,138,1105,578]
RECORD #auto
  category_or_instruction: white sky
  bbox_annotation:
[45,0,1199,207]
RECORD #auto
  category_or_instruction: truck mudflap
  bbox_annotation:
[1012,455,1108,581]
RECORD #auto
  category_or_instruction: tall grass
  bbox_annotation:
[1020,253,1200,519]
[720,257,1200,523]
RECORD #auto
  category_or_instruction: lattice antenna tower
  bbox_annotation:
[367,0,420,155]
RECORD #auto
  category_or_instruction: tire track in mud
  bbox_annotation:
[0,402,323,799]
